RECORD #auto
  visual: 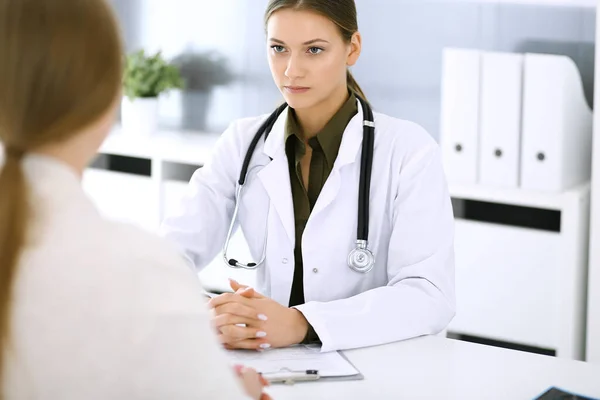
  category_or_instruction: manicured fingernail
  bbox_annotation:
[258,314,268,321]
[259,343,271,349]
[256,331,267,338]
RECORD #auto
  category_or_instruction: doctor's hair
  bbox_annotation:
[264,0,368,101]
[0,0,123,390]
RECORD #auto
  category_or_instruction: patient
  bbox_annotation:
[0,0,269,399]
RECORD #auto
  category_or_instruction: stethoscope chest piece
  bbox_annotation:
[347,240,375,273]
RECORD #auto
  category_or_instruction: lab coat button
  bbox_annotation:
[312,268,318,273]
[282,258,288,264]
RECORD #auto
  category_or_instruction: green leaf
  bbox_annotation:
[122,49,185,100]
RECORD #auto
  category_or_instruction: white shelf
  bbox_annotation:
[99,125,221,166]
[449,182,590,210]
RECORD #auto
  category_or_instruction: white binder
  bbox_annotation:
[479,52,524,188]
[520,53,592,192]
[439,48,481,185]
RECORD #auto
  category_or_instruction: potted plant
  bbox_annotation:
[121,49,184,136]
[171,51,234,130]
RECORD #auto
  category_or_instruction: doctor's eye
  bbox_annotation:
[270,45,286,53]
[307,47,323,55]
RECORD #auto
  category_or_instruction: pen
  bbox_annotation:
[260,369,320,385]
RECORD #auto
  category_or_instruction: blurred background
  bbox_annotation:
[111,0,595,139]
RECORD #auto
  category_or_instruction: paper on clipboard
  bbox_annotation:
[228,345,360,378]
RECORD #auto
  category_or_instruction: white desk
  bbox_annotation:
[266,336,600,400]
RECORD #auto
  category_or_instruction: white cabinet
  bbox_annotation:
[448,183,590,360]
[83,127,259,295]
[162,180,189,218]
[82,168,158,232]
[453,220,561,349]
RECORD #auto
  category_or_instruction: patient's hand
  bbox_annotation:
[234,364,272,400]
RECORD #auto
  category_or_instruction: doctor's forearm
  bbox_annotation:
[294,283,455,351]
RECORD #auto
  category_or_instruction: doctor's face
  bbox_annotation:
[266,9,358,110]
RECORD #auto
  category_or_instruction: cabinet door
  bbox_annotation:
[449,219,561,351]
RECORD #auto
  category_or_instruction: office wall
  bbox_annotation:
[111,0,596,140]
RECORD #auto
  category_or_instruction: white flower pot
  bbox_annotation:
[121,97,159,136]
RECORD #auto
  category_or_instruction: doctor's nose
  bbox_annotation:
[284,54,304,80]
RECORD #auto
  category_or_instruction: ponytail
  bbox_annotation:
[0,0,123,392]
[0,149,29,386]
[347,70,367,102]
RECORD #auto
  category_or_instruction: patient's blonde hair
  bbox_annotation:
[0,0,123,392]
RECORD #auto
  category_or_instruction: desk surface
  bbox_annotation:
[266,336,600,400]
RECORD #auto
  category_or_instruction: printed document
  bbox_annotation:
[228,345,360,378]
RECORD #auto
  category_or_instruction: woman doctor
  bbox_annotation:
[160,0,456,353]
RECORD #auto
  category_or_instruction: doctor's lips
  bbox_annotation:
[284,86,310,94]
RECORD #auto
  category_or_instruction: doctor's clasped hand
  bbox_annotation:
[210,280,310,350]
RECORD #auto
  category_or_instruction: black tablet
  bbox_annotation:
[534,387,598,400]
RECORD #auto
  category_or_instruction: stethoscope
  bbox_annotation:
[222,94,376,273]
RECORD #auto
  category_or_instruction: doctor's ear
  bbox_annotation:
[346,31,362,67]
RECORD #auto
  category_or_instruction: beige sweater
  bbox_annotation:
[2,154,248,399]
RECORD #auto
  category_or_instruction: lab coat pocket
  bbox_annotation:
[236,169,270,260]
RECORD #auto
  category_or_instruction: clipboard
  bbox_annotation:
[259,355,364,385]
[312,351,364,383]
[228,345,364,385]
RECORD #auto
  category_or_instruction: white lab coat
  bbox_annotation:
[160,99,456,352]
[2,154,248,399]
